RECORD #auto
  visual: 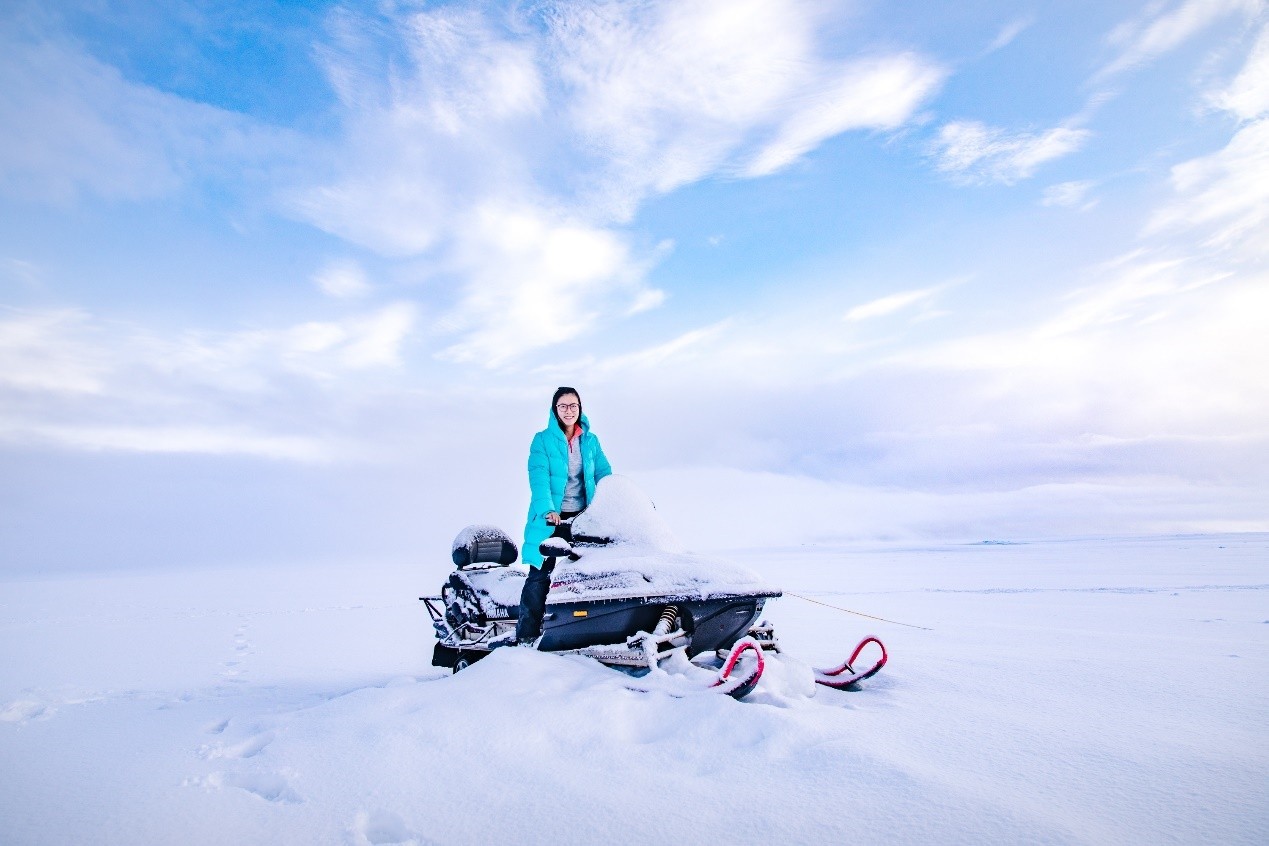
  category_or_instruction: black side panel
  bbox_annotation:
[683,598,767,656]
[537,599,665,652]
[537,596,768,656]
[432,642,491,669]
[432,642,459,668]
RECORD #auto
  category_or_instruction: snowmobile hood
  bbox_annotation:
[545,545,781,605]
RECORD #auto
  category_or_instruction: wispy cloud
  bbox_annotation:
[313,259,371,300]
[1042,180,1100,210]
[0,30,294,204]
[1150,30,1269,260]
[1099,0,1265,78]
[932,121,1092,185]
[293,0,943,364]
[0,307,106,393]
[0,302,419,459]
[0,422,333,462]
[986,17,1034,54]
[1149,118,1269,256]
[434,206,665,367]
[742,54,946,177]
[844,286,942,322]
[1209,21,1269,118]
[547,0,944,206]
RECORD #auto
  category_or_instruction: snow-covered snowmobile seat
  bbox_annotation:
[451,525,519,569]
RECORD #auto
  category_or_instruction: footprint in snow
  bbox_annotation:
[202,730,275,760]
[351,810,432,846]
[0,699,51,723]
[220,624,254,683]
[193,770,303,804]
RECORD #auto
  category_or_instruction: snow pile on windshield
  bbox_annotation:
[571,475,683,551]
[549,476,776,602]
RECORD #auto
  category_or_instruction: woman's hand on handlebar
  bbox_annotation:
[545,512,561,525]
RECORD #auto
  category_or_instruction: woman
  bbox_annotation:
[515,386,612,644]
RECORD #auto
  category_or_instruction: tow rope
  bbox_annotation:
[786,592,933,631]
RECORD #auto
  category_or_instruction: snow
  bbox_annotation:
[2,534,1267,845]
[450,567,524,613]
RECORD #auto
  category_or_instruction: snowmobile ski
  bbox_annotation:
[812,636,888,690]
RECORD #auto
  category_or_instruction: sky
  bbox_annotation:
[1,0,1267,572]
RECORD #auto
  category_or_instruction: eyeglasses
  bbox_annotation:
[556,403,579,412]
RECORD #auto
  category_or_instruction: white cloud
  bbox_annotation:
[1211,22,1269,118]
[937,122,1087,182]
[0,302,418,459]
[337,302,417,368]
[744,54,946,178]
[3,2,944,370]
[986,18,1034,54]
[1,257,43,289]
[844,287,941,322]
[0,422,332,462]
[0,307,106,393]
[884,252,1266,440]
[549,0,944,205]
[536,320,733,383]
[295,0,942,364]
[933,121,1092,185]
[1100,0,1264,78]
[436,206,662,366]
[0,32,292,204]
[1149,118,1269,256]
[1042,180,1099,210]
[313,259,371,299]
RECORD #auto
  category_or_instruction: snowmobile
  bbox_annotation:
[421,476,886,700]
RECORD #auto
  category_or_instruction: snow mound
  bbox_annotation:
[571,475,683,551]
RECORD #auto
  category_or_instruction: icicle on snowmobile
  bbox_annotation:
[421,476,886,700]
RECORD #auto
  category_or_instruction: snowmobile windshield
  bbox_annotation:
[551,476,779,604]
[570,475,683,551]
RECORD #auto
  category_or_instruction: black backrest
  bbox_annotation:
[451,525,519,568]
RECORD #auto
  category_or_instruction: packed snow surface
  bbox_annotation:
[3,535,1267,845]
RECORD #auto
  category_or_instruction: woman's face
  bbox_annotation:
[555,393,581,428]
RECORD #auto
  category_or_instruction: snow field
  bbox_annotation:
[1,535,1266,845]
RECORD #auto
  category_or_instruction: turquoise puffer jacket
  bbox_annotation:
[522,409,612,567]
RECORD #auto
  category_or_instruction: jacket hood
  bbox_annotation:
[545,407,590,436]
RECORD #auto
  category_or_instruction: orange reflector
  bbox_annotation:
[573,610,588,617]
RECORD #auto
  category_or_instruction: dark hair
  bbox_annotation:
[551,386,582,430]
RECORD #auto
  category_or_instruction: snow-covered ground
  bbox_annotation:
[2,535,1266,845]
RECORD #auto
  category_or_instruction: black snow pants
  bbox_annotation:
[515,509,580,643]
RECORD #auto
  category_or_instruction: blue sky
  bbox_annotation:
[2,0,1266,571]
